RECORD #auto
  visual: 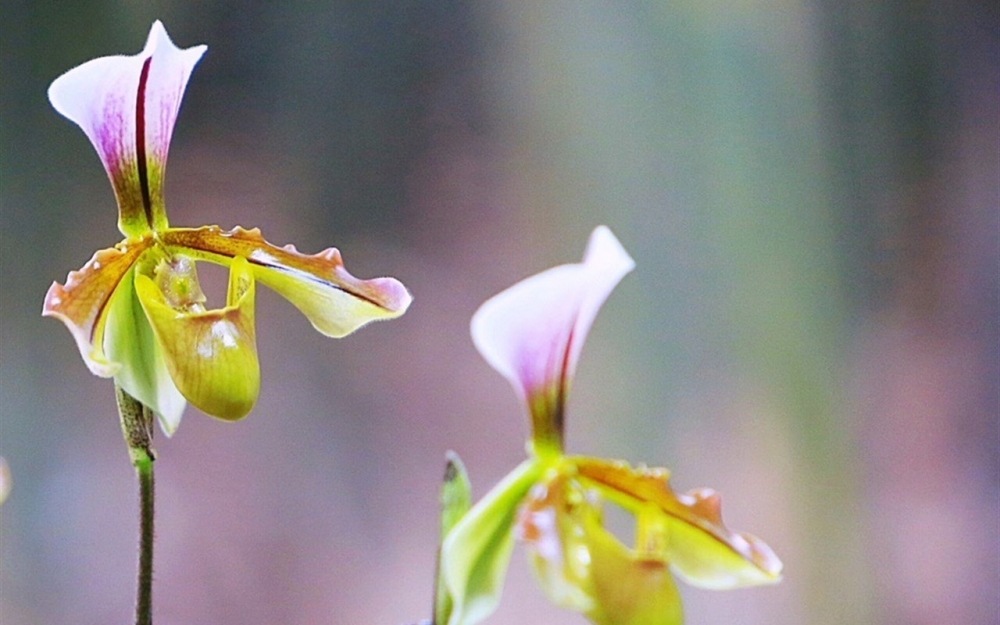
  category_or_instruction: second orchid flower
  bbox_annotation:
[439,227,782,625]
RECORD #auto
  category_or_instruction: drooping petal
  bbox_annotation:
[135,255,260,421]
[572,457,783,589]
[441,458,547,625]
[103,262,187,435]
[48,21,206,237]
[160,226,412,336]
[471,226,634,455]
[43,237,154,377]
[517,468,684,625]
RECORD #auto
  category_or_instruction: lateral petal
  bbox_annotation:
[571,457,783,589]
[43,238,153,376]
[160,226,412,337]
[135,256,260,422]
[441,458,546,625]
[47,21,206,236]
[470,226,634,455]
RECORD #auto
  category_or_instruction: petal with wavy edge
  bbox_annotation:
[103,263,187,435]
[136,256,260,422]
[517,468,683,625]
[571,457,783,589]
[160,226,412,336]
[48,21,206,237]
[43,237,154,377]
[441,458,547,625]
[470,226,634,454]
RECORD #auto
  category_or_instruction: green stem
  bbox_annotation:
[115,385,156,625]
[134,452,154,625]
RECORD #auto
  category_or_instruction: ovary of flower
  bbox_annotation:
[44,21,411,434]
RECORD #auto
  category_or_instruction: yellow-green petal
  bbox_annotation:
[104,262,187,435]
[135,255,259,421]
[571,457,783,589]
[441,458,547,625]
[43,237,154,377]
[160,226,412,336]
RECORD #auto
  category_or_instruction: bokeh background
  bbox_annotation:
[1,1,997,624]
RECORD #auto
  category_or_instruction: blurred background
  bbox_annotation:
[1,1,997,624]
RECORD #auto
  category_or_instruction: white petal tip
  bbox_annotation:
[586,225,635,276]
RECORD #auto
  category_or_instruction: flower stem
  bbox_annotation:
[115,384,156,625]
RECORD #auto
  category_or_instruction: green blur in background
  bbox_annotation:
[1,1,996,624]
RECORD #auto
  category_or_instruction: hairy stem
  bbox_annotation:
[115,385,156,625]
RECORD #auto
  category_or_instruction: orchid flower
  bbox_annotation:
[439,227,782,625]
[44,22,412,435]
